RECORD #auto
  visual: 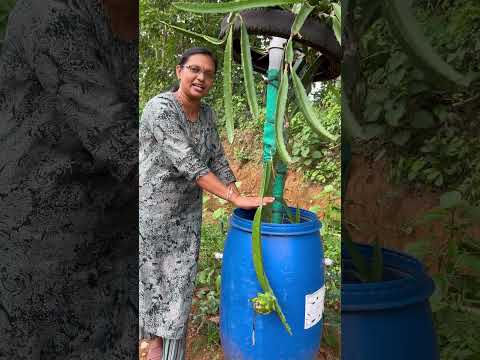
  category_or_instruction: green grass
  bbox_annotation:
[198,222,226,272]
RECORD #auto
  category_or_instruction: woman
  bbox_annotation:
[139,47,274,360]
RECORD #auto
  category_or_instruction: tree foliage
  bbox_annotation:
[140,0,250,114]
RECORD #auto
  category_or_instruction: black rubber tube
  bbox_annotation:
[219,8,341,81]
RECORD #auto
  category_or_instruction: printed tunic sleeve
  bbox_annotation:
[207,109,237,185]
[146,100,209,182]
[14,0,137,182]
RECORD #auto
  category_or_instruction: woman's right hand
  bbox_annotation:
[231,194,275,210]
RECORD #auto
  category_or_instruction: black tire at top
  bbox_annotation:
[219,8,341,81]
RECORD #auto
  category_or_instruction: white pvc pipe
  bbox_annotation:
[268,37,287,70]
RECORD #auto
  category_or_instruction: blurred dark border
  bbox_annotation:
[342,1,479,359]
[0,1,139,358]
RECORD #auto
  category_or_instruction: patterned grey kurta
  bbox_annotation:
[139,92,236,339]
[0,0,138,358]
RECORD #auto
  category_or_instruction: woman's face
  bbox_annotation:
[176,54,216,99]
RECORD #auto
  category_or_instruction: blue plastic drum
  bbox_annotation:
[342,244,439,360]
[220,208,325,360]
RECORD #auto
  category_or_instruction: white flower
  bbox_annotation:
[324,258,334,266]
[214,252,223,260]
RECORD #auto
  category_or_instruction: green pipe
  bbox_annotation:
[262,69,280,162]
[263,38,288,224]
[272,159,287,223]
[262,69,279,223]
[262,70,288,223]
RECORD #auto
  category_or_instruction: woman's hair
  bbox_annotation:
[170,47,217,92]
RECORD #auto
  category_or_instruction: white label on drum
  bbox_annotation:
[304,286,325,329]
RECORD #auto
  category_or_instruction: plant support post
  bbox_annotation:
[263,37,287,224]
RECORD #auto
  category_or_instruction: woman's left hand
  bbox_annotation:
[231,194,275,210]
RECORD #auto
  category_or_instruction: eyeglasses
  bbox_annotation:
[182,65,215,80]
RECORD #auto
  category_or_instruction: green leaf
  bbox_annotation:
[364,102,382,123]
[366,88,389,103]
[285,38,294,65]
[343,228,369,282]
[291,2,314,35]
[173,0,301,14]
[369,238,383,282]
[331,3,341,44]
[439,191,463,209]
[252,164,272,292]
[274,300,292,336]
[291,66,337,142]
[362,123,385,140]
[455,254,480,276]
[392,130,411,146]
[224,26,234,143]
[430,273,447,309]
[386,68,406,86]
[240,19,259,121]
[464,205,480,223]
[310,200,324,210]
[291,3,302,14]
[252,162,292,335]
[287,55,326,119]
[312,150,322,159]
[0,0,15,42]
[212,208,226,220]
[447,238,458,263]
[405,240,430,259]
[332,2,341,22]
[332,16,341,45]
[260,162,273,200]
[159,21,226,45]
[416,208,446,224]
[387,52,407,72]
[425,169,441,182]
[281,200,295,224]
[411,110,435,129]
[275,67,292,164]
[0,0,15,17]
[409,82,430,95]
[408,158,426,181]
[433,106,448,122]
[0,13,8,26]
[295,205,300,224]
[252,208,270,288]
[384,0,470,88]
[420,143,435,153]
[385,101,406,127]
[342,97,366,141]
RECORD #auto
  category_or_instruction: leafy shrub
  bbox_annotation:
[191,218,225,347]
[311,184,341,351]
[290,81,341,184]
[407,191,480,360]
